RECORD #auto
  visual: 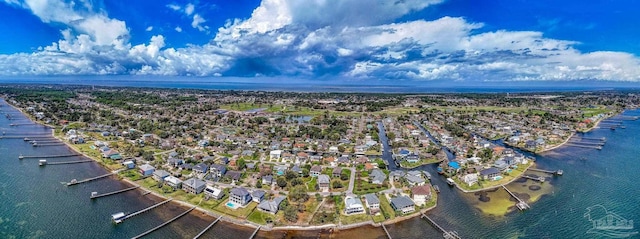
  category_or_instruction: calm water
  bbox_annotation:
[1,98,639,238]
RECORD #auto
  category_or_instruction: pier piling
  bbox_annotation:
[421,213,461,239]
[248,226,261,239]
[502,185,530,210]
[119,199,173,222]
[193,216,221,239]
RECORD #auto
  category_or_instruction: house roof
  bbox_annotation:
[332,167,342,174]
[318,174,330,184]
[345,196,363,209]
[183,178,206,188]
[411,185,432,196]
[258,196,286,212]
[370,169,386,183]
[364,193,380,205]
[480,167,500,176]
[139,164,155,171]
[251,190,266,198]
[194,163,209,172]
[231,187,250,197]
[210,164,226,172]
[153,170,170,178]
[390,196,414,209]
[225,171,242,180]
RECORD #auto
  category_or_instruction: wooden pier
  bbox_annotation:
[193,216,221,239]
[91,186,140,199]
[381,223,392,239]
[67,172,116,186]
[579,137,606,141]
[131,206,195,239]
[41,159,93,165]
[564,143,602,150]
[1,135,52,139]
[121,199,173,222]
[528,168,563,175]
[567,141,604,146]
[521,175,545,182]
[421,213,461,239]
[501,185,529,210]
[33,143,65,147]
[248,226,261,239]
[19,153,81,159]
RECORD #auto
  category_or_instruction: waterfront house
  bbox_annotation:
[257,196,286,214]
[183,178,206,194]
[194,163,209,174]
[210,164,227,177]
[344,196,365,215]
[318,174,330,192]
[332,167,342,178]
[390,196,415,214]
[461,173,478,186]
[310,165,322,177]
[122,160,135,169]
[153,170,170,182]
[405,154,420,163]
[204,185,224,200]
[404,174,426,186]
[165,175,182,189]
[480,167,501,180]
[229,187,252,207]
[363,193,380,214]
[262,175,274,185]
[370,169,386,185]
[411,185,432,206]
[139,164,155,176]
[252,190,266,203]
[494,160,509,171]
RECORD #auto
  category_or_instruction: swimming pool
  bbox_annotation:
[226,201,238,209]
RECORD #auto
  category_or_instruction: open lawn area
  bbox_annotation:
[248,210,279,225]
[213,201,257,219]
[340,212,372,225]
[353,180,388,195]
[378,195,395,220]
[371,213,386,223]
[581,107,610,118]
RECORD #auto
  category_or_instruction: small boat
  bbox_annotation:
[610,126,616,130]
[111,212,126,224]
[434,185,440,193]
[23,137,30,141]
[621,125,626,129]
[38,160,47,166]
[446,178,455,186]
[437,166,444,174]
[556,170,563,175]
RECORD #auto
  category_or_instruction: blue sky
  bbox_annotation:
[1,0,640,82]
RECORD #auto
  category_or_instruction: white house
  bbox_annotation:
[269,150,282,160]
[462,173,478,186]
[411,185,432,206]
[344,196,365,215]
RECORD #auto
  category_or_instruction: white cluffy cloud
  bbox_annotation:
[1,0,640,82]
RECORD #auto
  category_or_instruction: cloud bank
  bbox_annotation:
[1,0,640,81]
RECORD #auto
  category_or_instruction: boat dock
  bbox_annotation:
[33,142,65,147]
[131,206,195,239]
[193,216,222,239]
[421,212,461,239]
[502,185,530,210]
[579,137,606,141]
[40,159,93,166]
[248,226,261,239]
[564,143,602,150]
[521,175,545,182]
[567,141,604,146]
[1,135,52,139]
[9,123,36,126]
[528,168,563,175]
[91,186,140,199]
[67,172,116,186]
[381,223,392,239]
[19,153,81,159]
[120,199,173,222]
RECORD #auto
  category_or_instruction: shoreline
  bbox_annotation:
[450,161,535,193]
[4,98,436,232]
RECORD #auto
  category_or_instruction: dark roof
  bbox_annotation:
[480,167,500,176]
[225,170,242,180]
[390,196,414,209]
[364,193,380,205]
[231,187,250,197]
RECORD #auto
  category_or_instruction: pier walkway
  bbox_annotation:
[381,223,392,239]
[1,135,52,139]
[131,206,195,239]
[528,168,562,175]
[33,143,65,147]
[42,159,93,165]
[502,185,530,210]
[564,143,602,150]
[249,226,261,239]
[521,175,545,182]
[579,137,606,141]
[421,212,461,239]
[122,199,173,221]
[67,172,116,186]
[91,186,140,199]
[20,153,81,159]
[193,216,221,239]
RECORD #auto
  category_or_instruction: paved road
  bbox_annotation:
[346,167,356,195]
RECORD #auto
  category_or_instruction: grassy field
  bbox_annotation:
[353,180,388,195]
[399,158,441,168]
[378,195,395,220]
[581,107,610,118]
[248,210,276,225]
[213,201,257,219]
[339,212,371,225]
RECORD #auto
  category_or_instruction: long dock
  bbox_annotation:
[528,168,563,175]
[123,199,173,221]
[44,159,93,165]
[193,216,221,239]
[91,186,140,199]
[131,206,196,239]
[249,226,261,239]
[579,137,606,141]
[20,153,81,159]
[502,185,529,210]
[567,141,604,146]
[1,136,52,139]
[564,143,602,150]
[421,213,461,239]
[521,175,545,182]
[381,223,392,239]
[67,172,116,186]
[33,143,65,147]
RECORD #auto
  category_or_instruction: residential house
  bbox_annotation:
[165,176,183,189]
[194,163,209,174]
[274,165,288,176]
[210,164,227,177]
[122,160,135,169]
[318,174,330,192]
[269,150,282,160]
[404,174,426,186]
[204,185,224,200]
[480,167,501,180]
[494,160,509,171]
[153,170,170,183]
[291,165,303,176]
[229,187,252,207]
[370,169,386,185]
[344,196,365,215]
[337,156,350,165]
[225,171,242,183]
[411,185,432,206]
[332,167,342,178]
[257,196,286,214]
[405,154,420,163]
[139,164,155,176]
[183,178,206,194]
[461,173,478,186]
[251,190,266,203]
[262,175,274,185]
[310,165,322,177]
[390,196,415,214]
[363,193,380,214]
